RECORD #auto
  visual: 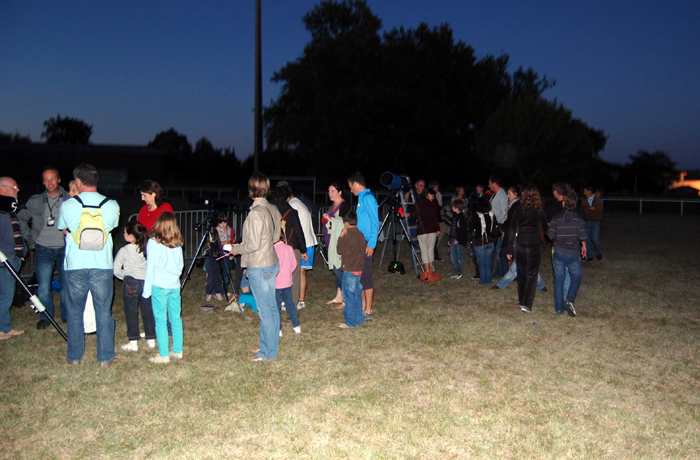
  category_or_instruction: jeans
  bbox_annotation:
[249,263,280,360]
[552,251,582,314]
[585,221,601,258]
[276,287,299,329]
[450,239,464,275]
[515,244,543,309]
[496,261,546,290]
[151,286,183,357]
[0,257,21,333]
[342,271,364,327]
[35,244,67,321]
[332,267,343,290]
[473,243,494,285]
[492,236,508,277]
[64,269,115,363]
[122,276,156,341]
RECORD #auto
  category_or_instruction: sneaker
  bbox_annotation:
[471,275,480,280]
[224,301,241,312]
[140,332,146,338]
[435,257,444,262]
[145,339,156,349]
[449,274,463,280]
[296,301,306,310]
[169,351,183,359]
[120,341,138,352]
[520,305,531,313]
[148,355,170,364]
[215,293,224,301]
[281,301,286,312]
[37,319,50,330]
[555,312,563,316]
[364,312,375,320]
[541,287,548,292]
[597,254,602,260]
[279,330,283,337]
[564,300,577,317]
[293,326,301,334]
[205,294,212,302]
[490,285,500,290]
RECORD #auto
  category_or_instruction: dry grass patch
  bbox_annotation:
[1,213,699,459]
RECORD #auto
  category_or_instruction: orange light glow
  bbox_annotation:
[669,172,700,196]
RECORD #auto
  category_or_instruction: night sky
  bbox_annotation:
[2,0,699,169]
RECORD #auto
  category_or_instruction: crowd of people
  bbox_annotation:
[0,165,602,365]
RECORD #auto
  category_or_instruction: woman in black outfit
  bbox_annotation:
[505,185,548,313]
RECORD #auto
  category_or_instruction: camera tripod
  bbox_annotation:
[181,210,242,318]
[378,192,423,276]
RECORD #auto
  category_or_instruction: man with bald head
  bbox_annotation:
[18,167,70,329]
[0,176,26,340]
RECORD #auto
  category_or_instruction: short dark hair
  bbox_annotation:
[425,188,436,197]
[552,182,567,197]
[347,172,365,187]
[42,167,60,180]
[73,164,99,187]
[343,209,358,226]
[584,186,595,194]
[276,183,293,200]
[489,175,502,187]
[475,195,491,213]
[451,198,465,211]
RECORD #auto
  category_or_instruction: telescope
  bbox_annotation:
[380,172,411,191]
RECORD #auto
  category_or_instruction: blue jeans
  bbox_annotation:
[552,251,582,314]
[585,221,601,258]
[496,261,546,290]
[249,263,280,360]
[35,244,68,321]
[492,236,508,277]
[64,269,115,363]
[342,271,364,327]
[332,267,343,290]
[450,239,464,275]
[276,287,299,329]
[473,243,494,285]
[151,286,183,357]
[0,257,21,333]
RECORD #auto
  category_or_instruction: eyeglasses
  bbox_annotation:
[0,184,18,190]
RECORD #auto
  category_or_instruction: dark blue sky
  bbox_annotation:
[2,1,699,169]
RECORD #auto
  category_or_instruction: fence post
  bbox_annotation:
[681,200,684,217]
[639,199,643,215]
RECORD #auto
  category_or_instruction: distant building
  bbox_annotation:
[669,171,700,196]
[0,142,168,189]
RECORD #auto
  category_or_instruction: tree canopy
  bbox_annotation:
[262,0,607,189]
[41,114,93,144]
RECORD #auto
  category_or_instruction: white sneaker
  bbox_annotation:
[169,351,183,360]
[297,301,306,310]
[293,326,301,334]
[224,301,241,312]
[205,294,212,302]
[140,332,145,338]
[215,293,224,301]
[145,339,156,349]
[120,341,138,352]
[148,355,170,364]
[279,330,283,337]
[281,301,286,312]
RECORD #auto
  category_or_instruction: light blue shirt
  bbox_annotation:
[58,192,120,270]
[142,239,183,298]
[356,188,379,249]
[490,188,508,224]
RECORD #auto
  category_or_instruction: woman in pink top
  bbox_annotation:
[274,236,300,335]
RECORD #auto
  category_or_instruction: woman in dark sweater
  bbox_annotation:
[505,185,548,313]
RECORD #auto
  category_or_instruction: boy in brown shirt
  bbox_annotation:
[336,210,365,328]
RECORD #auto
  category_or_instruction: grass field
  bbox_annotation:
[1,213,699,459]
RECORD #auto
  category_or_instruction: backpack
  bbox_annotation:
[477,212,501,240]
[71,196,111,250]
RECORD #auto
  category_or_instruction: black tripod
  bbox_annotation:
[0,249,67,341]
[378,192,423,274]
[181,210,241,317]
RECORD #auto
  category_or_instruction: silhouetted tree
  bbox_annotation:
[476,95,607,189]
[618,150,678,194]
[0,130,31,144]
[41,114,92,144]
